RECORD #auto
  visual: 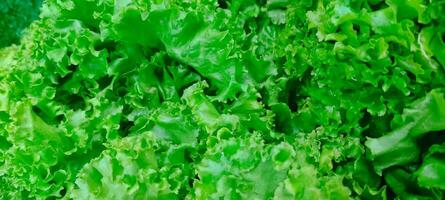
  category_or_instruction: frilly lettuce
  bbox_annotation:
[0,0,445,199]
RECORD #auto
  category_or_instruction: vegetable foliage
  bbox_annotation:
[0,0,445,199]
[0,0,43,47]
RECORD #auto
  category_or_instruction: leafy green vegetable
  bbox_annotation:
[0,0,43,47]
[1,0,445,199]
[366,90,445,173]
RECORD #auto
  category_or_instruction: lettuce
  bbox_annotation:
[0,0,43,47]
[0,0,445,199]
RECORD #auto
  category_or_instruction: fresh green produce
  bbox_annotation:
[0,0,444,199]
[0,0,43,47]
